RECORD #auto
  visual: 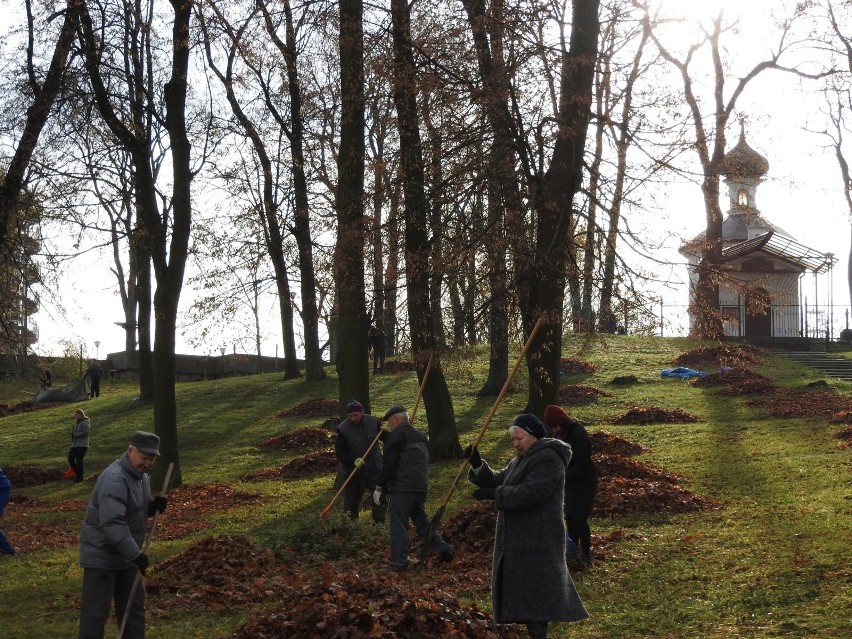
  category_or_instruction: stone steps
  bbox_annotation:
[763,348,852,381]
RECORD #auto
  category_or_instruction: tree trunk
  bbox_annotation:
[335,0,370,413]
[390,0,460,460]
[521,0,600,417]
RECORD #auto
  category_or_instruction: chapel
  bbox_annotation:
[679,129,836,339]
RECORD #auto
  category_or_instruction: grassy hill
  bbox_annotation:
[1,335,850,638]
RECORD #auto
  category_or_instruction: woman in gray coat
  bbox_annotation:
[467,414,588,639]
[69,408,91,483]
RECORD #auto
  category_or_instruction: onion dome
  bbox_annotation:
[719,131,769,180]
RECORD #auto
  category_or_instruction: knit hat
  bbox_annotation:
[382,404,407,421]
[510,414,547,439]
[130,430,160,456]
[543,405,573,431]
[345,400,364,414]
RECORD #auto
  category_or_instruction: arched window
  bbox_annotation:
[738,189,749,206]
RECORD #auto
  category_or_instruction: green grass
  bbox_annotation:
[1,335,851,638]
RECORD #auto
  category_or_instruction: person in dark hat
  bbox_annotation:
[543,404,598,567]
[373,404,453,571]
[464,414,588,639]
[77,431,168,639]
[334,400,385,523]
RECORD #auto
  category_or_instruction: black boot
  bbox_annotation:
[526,621,548,639]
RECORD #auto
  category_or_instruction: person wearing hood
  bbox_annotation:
[466,413,588,639]
[69,409,91,483]
[543,405,598,567]
[334,399,385,523]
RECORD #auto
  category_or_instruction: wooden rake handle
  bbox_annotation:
[116,461,174,639]
[436,316,544,512]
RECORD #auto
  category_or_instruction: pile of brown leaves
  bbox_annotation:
[830,410,852,424]
[275,399,338,418]
[558,384,612,405]
[1,510,79,552]
[257,426,334,452]
[594,477,713,516]
[612,406,700,425]
[3,465,64,487]
[560,358,598,376]
[383,360,418,374]
[674,344,763,368]
[158,484,266,540]
[0,400,67,417]
[241,451,338,481]
[835,425,852,448]
[589,431,646,457]
[690,367,776,396]
[746,389,852,419]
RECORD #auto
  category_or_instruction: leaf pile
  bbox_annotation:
[0,400,66,417]
[835,425,852,448]
[257,426,334,452]
[593,476,713,516]
[690,367,776,395]
[157,484,266,540]
[10,494,86,512]
[383,360,418,374]
[588,430,646,457]
[1,510,79,552]
[830,410,852,424]
[558,384,612,405]
[560,357,598,376]
[275,399,339,418]
[612,406,700,425]
[3,464,64,487]
[674,344,763,368]
[241,451,338,481]
[746,389,852,419]
[230,567,517,639]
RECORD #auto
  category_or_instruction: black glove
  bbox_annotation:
[472,487,496,500]
[132,553,149,575]
[463,444,483,469]
[148,496,168,516]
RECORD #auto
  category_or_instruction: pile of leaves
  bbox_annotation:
[690,367,776,395]
[158,484,266,540]
[589,430,646,457]
[241,451,338,481]
[746,389,852,419]
[594,476,713,516]
[1,509,79,552]
[558,384,612,405]
[147,535,288,610]
[230,569,516,639]
[257,426,334,452]
[835,425,852,448]
[674,344,763,368]
[560,357,598,376]
[275,399,338,418]
[612,406,700,425]
[0,400,66,417]
[3,465,64,487]
[830,410,852,424]
[383,360,418,374]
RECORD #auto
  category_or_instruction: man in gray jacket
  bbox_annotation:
[78,431,168,639]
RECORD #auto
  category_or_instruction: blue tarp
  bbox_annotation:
[661,367,708,379]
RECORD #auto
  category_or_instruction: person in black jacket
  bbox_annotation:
[334,400,384,523]
[543,404,598,566]
[373,404,453,571]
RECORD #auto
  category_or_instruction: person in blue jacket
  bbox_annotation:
[0,466,14,555]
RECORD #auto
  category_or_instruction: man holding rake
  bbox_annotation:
[77,431,168,639]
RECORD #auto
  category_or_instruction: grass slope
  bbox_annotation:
[1,335,850,638]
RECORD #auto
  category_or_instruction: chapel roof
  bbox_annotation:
[719,130,769,180]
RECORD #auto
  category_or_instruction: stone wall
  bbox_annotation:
[105,351,303,382]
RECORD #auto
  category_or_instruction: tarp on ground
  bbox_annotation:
[661,367,708,379]
[33,377,88,403]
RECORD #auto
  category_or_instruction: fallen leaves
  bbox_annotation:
[560,358,598,376]
[0,401,66,418]
[612,406,700,425]
[746,389,852,419]
[275,399,339,418]
[558,384,612,405]
[241,451,338,481]
[690,367,776,396]
[3,465,64,487]
[673,344,763,368]
[257,426,335,452]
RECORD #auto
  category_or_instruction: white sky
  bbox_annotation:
[23,0,852,357]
